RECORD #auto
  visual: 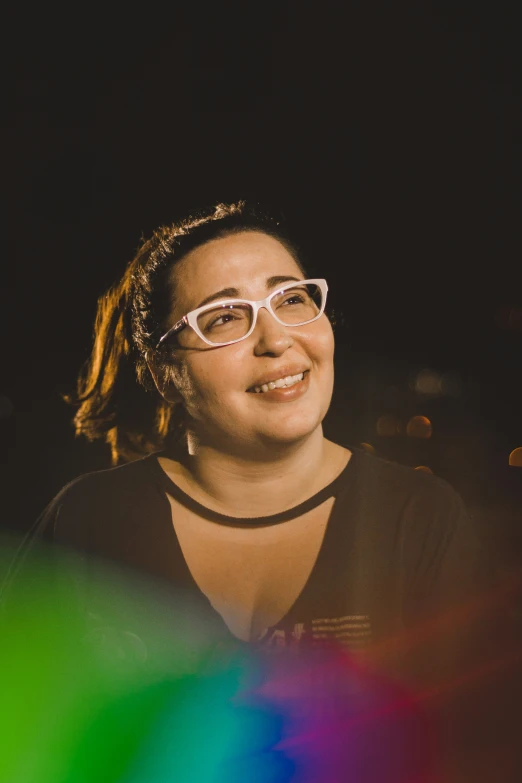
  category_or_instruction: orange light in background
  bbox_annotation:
[508,448,522,467]
[412,368,441,396]
[376,415,400,437]
[406,415,433,439]
[410,368,463,398]
[360,443,376,455]
[414,466,433,474]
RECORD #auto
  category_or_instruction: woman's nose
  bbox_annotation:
[253,307,294,355]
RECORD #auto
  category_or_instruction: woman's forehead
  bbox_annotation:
[170,231,303,310]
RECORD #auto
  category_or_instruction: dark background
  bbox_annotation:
[5,1,522,570]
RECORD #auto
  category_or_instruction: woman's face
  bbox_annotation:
[161,231,335,452]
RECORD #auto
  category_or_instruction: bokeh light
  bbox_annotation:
[376,415,401,437]
[414,466,434,474]
[359,442,376,455]
[508,447,522,467]
[406,416,433,439]
[412,369,441,396]
[409,369,463,398]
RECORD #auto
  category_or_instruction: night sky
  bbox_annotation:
[6,2,522,566]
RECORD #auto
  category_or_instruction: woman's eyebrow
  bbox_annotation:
[266,275,301,289]
[196,287,240,309]
[195,276,302,310]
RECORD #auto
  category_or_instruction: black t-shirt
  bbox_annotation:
[3,446,517,780]
[3,448,490,667]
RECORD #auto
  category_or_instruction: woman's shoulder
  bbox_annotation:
[50,453,160,506]
[36,454,163,542]
[347,445,466,513]
[343,448,479,571]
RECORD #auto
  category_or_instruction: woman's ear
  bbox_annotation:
[146,352,184,405]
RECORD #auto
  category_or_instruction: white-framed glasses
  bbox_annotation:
[156,278,328,348]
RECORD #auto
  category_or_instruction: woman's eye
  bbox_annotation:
[207,313,239,330]
[281,294,306,306]
[210,315,232,328]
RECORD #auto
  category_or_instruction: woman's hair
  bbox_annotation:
[67,200,306,464]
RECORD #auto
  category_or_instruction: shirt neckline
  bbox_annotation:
[145,448,358,528]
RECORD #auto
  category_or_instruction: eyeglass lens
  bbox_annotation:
[197,283,324,344]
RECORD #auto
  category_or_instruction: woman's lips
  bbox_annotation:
[249,371,310,402]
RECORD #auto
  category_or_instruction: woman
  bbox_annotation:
[7,200,490,648]
[2,201,503,780]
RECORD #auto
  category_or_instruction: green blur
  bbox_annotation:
[0,543,279,783]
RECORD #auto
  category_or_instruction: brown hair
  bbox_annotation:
[67,201,305,464]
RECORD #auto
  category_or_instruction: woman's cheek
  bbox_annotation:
[304,328,334,362]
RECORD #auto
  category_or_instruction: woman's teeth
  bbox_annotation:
[253,372,304,393]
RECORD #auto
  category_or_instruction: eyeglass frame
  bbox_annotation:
[155,278,329,349]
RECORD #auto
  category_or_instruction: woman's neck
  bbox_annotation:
[161,429,349,518]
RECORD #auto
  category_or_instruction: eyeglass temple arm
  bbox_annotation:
[156,316,188,348]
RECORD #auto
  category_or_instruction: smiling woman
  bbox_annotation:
[73,202,333,468]
[145,230,335,473]
[2,201,506,781]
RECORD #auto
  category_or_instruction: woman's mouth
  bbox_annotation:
[251,371,305,394]
[247,371,310,401]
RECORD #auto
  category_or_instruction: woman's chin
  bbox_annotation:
[257,422,323,449]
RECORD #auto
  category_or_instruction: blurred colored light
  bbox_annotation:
[0,543,438,783]
[414,466,433,474]
[376,415,400,437]
[413,369,441,396]
[359,443,376,455]
[508,447,522,467]
[406,416,432,439]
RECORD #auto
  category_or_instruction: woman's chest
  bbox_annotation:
[166,496,335,642]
